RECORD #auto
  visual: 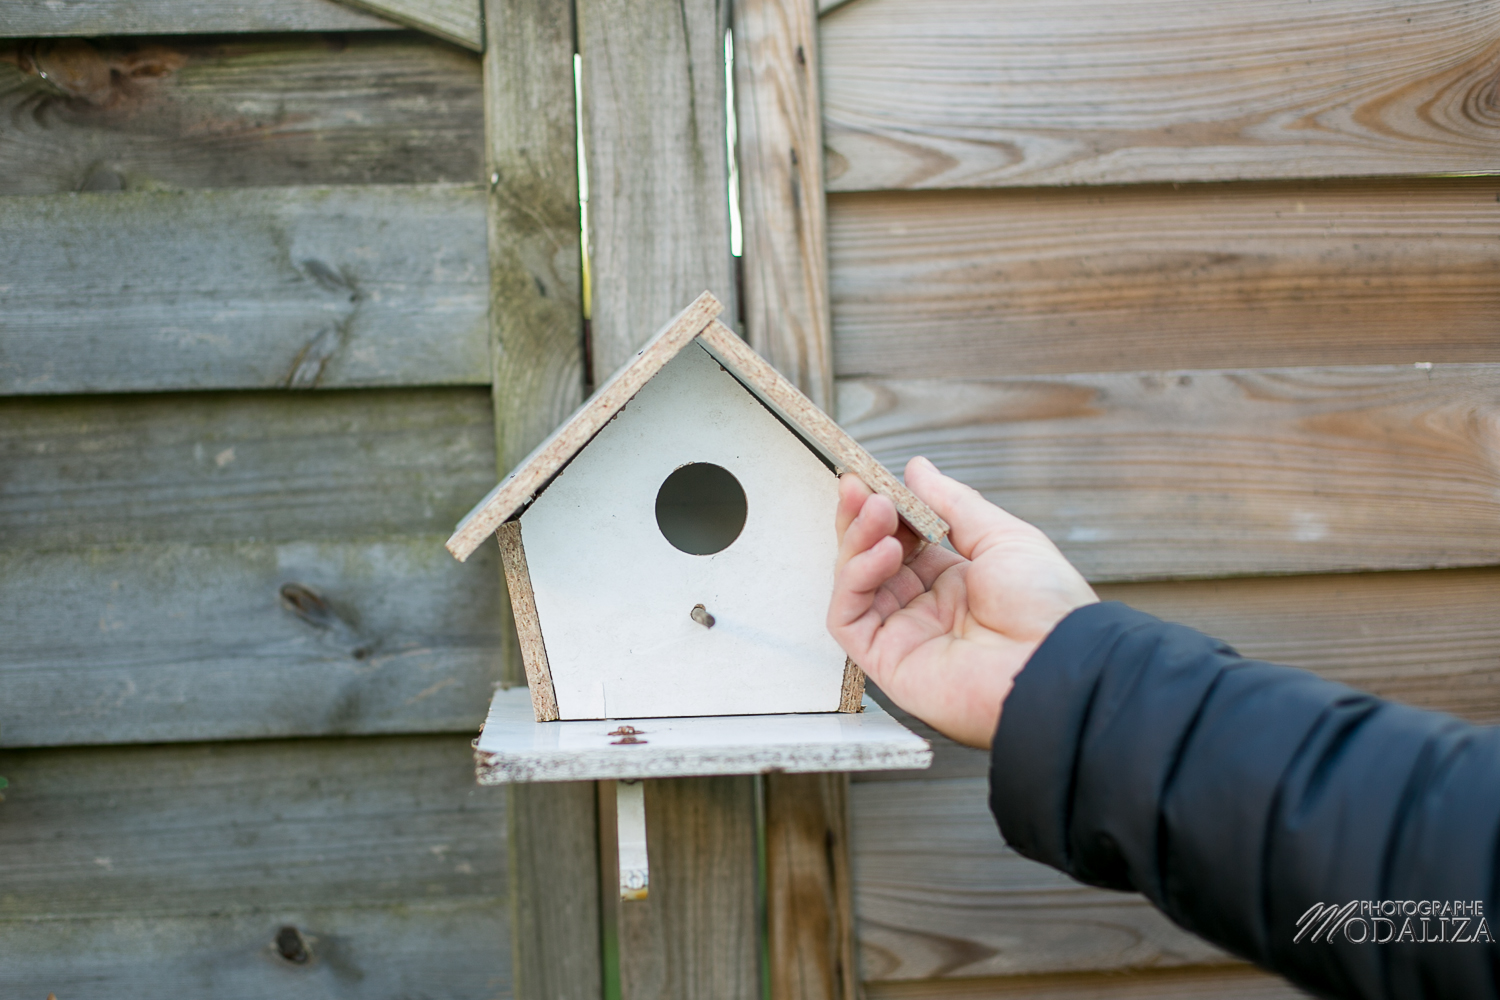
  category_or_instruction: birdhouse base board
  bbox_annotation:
[473,687,932,784]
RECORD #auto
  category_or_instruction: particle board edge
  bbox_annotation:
[495,520,559,722]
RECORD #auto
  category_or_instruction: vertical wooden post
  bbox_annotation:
[576,1,759,998]
[734,3,857,997]
[733,0,834,411]
[577,0,739,375]
[764,773,860,1000]
[482,1,602,998]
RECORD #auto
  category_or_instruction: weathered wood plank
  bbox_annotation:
[0,0,399,37]
[577,1,759,996]
[1107,569,1500,724]
[0,389,496,548]
[578,0,738,377]
[481,0,586,500]
[766,772,860,1000]
[840,365,1500,581]
[828,181,1500,381]
[0,537,501,748]
[480,1,599,997]
[859,566,1500,784]
[0,185,488,395]
[864,966,1311,999]
[820,0,1500,191]
[851,777,1230,981]
[734,0,834,411]
[0,735,510,999]
[618,777,761,998]
[336,0,482,49]
[508,781,602,1000]
[0,34,482,196]
[734,12,854,993]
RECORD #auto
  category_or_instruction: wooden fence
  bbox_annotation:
[2,0,1497,997]
[822,0,1500,996]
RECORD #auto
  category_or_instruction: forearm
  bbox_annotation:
[989,602,1500,999]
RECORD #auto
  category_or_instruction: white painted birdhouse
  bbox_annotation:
[446,292,947,726]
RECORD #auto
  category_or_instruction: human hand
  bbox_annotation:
[828,457,1098,749]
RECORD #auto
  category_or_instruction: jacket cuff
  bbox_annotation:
[987,601,1170,873]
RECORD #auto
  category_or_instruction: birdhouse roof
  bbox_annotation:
[445,291,948,561]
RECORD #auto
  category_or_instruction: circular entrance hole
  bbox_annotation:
[655,463,747,555]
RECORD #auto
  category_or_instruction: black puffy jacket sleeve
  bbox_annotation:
[989,602,1500,1000]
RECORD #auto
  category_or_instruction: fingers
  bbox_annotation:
[827,534,904,649]
[835,473,872,543]
[905,456,1036,562]
[841,473,926,565]
[837,487,899,572]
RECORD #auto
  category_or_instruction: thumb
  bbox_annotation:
[905,456,1037,562]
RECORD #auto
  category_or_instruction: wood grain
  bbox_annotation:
[480,4,601,999]
[337,0,482,49]
[577,0,738,378]
[856,566,1500,784]
[1,536,502,748]
[864,966,1311,1000]
[766,772,860,1000]
[828,180,1500,380]
[0,389,496,548]
[0,735,510,999]
[508,781,603,1000]
[733,0,834,411]
[0,0,398,37]
[618,776,761,999]
[1104,569,1500,724]
[819,0,1500,191]
[446,292,721,560]
[0,34,482,196]
[851,777,1230,981]
[840,364,1500,581]
[481,0,587,508]
[0,185,488,395]
[699,318,948,545]
[496,521,560,722]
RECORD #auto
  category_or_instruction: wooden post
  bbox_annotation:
[482,1,602,998]
[733,0,834,411]
[734,2,857,997]
[578,0,739,377]
[765,773,860,1000]
[576,0,759,997]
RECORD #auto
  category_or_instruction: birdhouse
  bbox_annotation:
[447,292,947,725]
[447,292,937,899]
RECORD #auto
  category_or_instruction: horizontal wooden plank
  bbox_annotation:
[851,777,1230,981]
[839,364,1500,580]
[0,537,502,747]
[828,181,1500,380]
[0,388,496,548]
[337,0,482,49]
[0,185,489,394]
[857,566,1500,784]
[864,966,1310,999]
[820,0,1500,191]
[0,734,512,998]
[0,33,482,195]
[1103,569,1500,723]
[0,0,400,37]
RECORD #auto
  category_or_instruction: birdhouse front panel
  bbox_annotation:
[519,341,847,720]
